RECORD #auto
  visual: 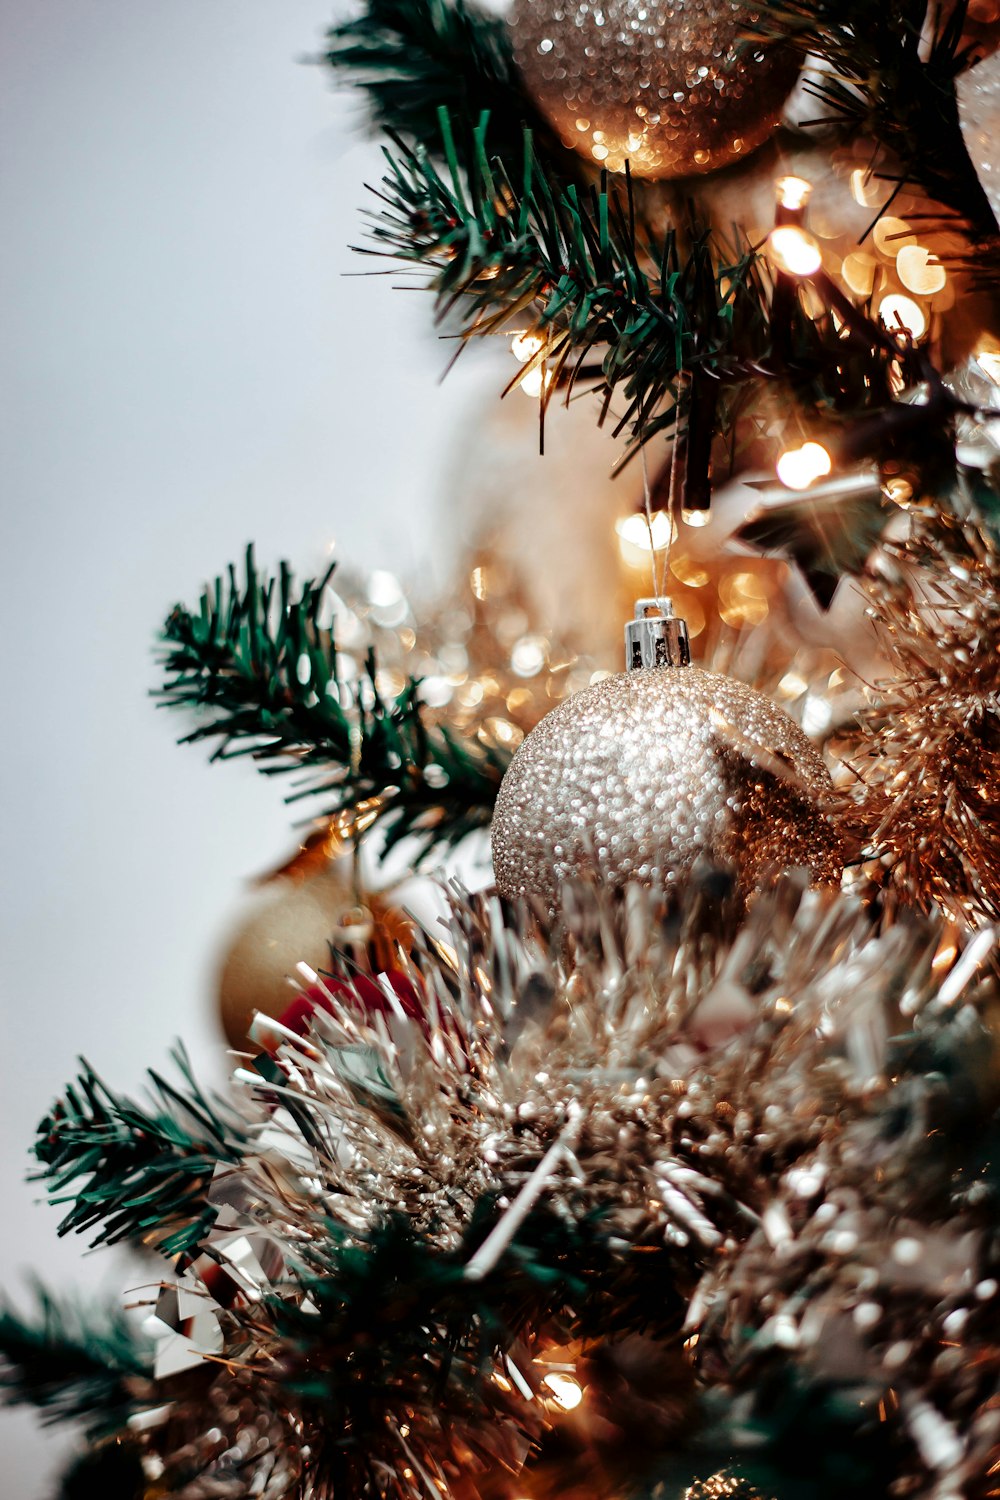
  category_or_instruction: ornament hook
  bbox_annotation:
[625,599,691,671]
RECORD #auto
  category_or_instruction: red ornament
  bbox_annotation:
[278,971,425,1039]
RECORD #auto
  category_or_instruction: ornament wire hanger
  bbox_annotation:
[641,437,672,613]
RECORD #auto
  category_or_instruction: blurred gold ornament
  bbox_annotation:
[510,0,799,180]
[253,818,350,883]
[491,603,844,912]
[216,865,409,1049]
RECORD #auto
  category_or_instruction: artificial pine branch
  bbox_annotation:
[33,1046,248,1258]
[327,0,781,456]
[329,0,999,246]
[325,0,569,172]
[331,0,995,490]
[361,115,779,450]
[359,113,933,474]
[252,1206,624,1491]
[750,0,999,241]
[0,1286,151,1435]
[156,549,509,858]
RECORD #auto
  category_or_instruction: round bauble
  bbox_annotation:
[510,0,800,181]
[216,868,408,1049]
[491,666,843,911]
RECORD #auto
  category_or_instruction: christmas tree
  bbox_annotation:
[6,1,1000,1495]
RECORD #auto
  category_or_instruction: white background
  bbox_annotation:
[0,3,509,1491]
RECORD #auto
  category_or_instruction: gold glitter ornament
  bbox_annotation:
[510,0,800,181]
[216,865,409,1049]
[491,600,843,909]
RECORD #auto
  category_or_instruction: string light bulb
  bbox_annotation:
[776,440,832,490]
[878,292,927,340]
[519,365,555,399]
[775,175,812,212]
[616,511,673,553]
[766,225,822,277]
[541,1372,584,1410]
[511,331,545,362]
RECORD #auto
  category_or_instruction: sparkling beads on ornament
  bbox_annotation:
[511,0,800,180]
[491,602,844,910]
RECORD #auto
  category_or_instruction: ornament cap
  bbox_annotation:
[625,599,691,671]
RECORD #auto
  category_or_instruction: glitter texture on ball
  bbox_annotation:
[491,666,844,910]
[510,0,800,181]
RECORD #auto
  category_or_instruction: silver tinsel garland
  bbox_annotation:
[116,874,1000,1500]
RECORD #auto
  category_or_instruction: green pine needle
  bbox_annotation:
[326,0,565,170]
[0,1285,151,1436]
[356,114,920,468]
[247,1203,629,1479]
[330,0,982,484]
[155,548,509,859]
[359,116,779,451]
[33,1045,248,1258]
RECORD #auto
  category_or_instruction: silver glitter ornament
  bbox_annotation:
[491,600,843,910]
[510,0,800,181]
[958,50,1000,220]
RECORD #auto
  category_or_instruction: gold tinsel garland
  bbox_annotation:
[846,509,1000,925]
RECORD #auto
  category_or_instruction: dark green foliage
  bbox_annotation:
[330,0,998,246]
[0,1286,150,1436]
[254,1203,670,1491]
[33,1047,247,1258]
[326,0,568,171]
[284,1196,664,1356]
[361,114,929,464]
[326,0,789,464]
[156,548,509,858]
[750,0,998,240]
[635,1375,903,1500]
[361,114,780,452]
